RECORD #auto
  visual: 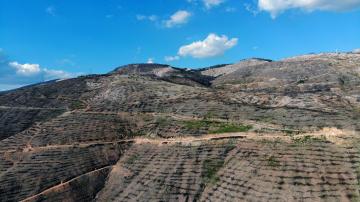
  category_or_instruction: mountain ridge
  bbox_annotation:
[1,52,360,201]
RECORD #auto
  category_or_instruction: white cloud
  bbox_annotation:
[9,61,41,76]
[43,68,74,80]
[178,33,238,58]
[203,0,225,9]
[353,48,360,54]
[147,58,154,64]
[259,0,360,18]
[136,14,158,21]
[244,3,260,16]
[164,10,191,28]
[136,15,146,20]
[225,7,237,12]
[8,61,78,79]
[1,53,81,91]
[148,15,158,21]
[164,56,180,62]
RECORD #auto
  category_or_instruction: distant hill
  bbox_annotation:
[1,52,360,201]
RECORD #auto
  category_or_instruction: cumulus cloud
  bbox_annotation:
[43,68,75,80]
[164,56,180,62]
[259,0,360,18]
[136,14,158,21]
[178,33,238,58]
[203,0,225,9]
[244,3,260,16]
[147,58,154,64]
[0,52,81,91]
[352,48,360,54]
[9,62,41,76]
[8,61,78,80]
[225,7,237,12]
[164,10,191,28]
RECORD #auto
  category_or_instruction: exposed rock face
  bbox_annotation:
[1,53,360,201]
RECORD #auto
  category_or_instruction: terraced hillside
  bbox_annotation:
[0,52,360,201]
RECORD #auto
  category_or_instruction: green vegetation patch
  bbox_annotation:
[292,135,327,146]
[183,119,215,129]
[210,123,252,134]
[267,155,280,167]
[183,119,252,133]
[156,116,170,127]
[126,154,139,165]
[284,129,302,136]
[129,130,147,137]
[202,159,225,185]
[204,111,216,120]
[69,100,86,110]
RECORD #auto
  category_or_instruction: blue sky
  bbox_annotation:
[0,0,360,90]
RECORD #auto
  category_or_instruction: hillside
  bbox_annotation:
[1,52,360,201]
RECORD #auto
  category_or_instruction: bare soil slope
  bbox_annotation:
[0,52,360,201]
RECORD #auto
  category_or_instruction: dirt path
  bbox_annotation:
[9,128,352,154]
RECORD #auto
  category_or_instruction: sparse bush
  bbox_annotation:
[129,130,147,137]
[69,100,86,110]
[224,140,237,154]
[183,120,252,133]
[260,138,282,148]
[210,123,252,134]
[267,156,280,167]
[284,129,302,136]
[258,116,274,123]
[126,154,139,165]
[183,120,216,129]
[202,159,224,185]
[203,111,216,120]
[292,135,326,146]
[156,116,169,127]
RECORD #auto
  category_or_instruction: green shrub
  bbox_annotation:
[183,120,252,133]
[183,120,217,129]
[156,117,169,127]
[204,111,216,120]
[69,100,86,110]
[210,123,252,134]
[202,159,224,185]
[292,135,326,146]
[126,154,139,165]
[267,156,280,167]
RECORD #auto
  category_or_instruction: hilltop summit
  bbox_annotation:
[1,52,360,201]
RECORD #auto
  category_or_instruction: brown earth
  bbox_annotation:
[1,52,360,201]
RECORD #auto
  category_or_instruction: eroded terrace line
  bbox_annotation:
[20,166,112,202]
